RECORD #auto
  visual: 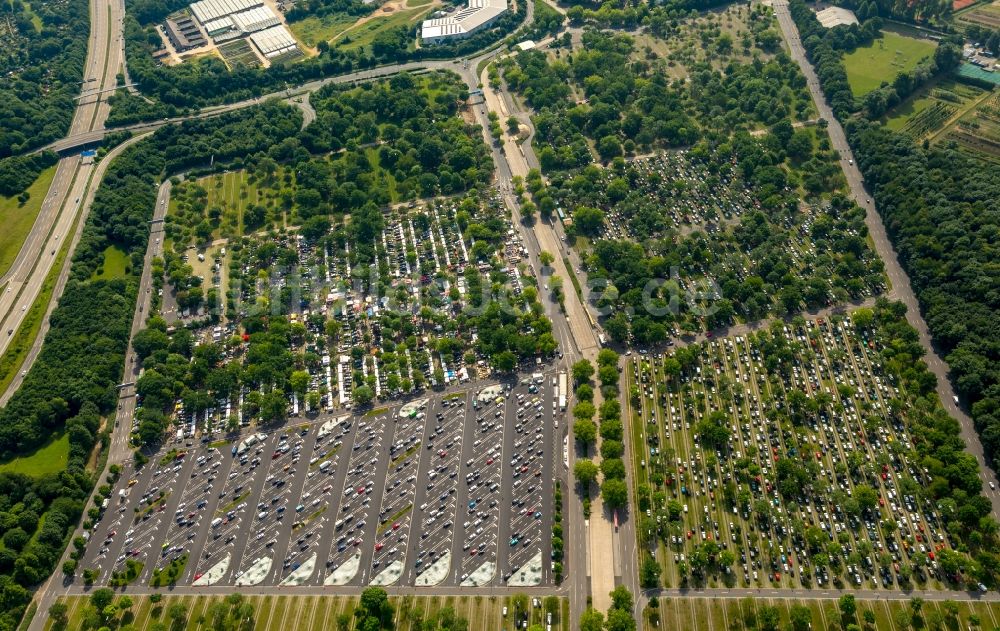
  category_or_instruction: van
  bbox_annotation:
[319,461,331,471]
[211,517,223,528]
[258,511,268,520]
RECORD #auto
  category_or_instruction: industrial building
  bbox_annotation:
[164,14,207,51]
[249,24,298,59]
[420,0,507,44]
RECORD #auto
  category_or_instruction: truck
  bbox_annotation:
[558,372,567,411]
[119,489,127,503]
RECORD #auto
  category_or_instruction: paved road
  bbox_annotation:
[772,0,1000,517]
[0,133,150,406]
[0,0,125,390]
[644,586,1000,602]
[27,179,166,631]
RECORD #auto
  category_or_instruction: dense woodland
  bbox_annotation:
[0,0,88,158]
[0,102,302,630]
[848,120,1000,483]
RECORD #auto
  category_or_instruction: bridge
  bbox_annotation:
[74,83,137,100]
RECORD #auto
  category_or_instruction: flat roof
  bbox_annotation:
[249,24,297,57]
[421,0,507,39]
[231,5,280,32]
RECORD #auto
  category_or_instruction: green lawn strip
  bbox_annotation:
[158,448,182,466]
[309,445,340,469]
[216,491,251,515]
[208,438,231,449]
[109,559,143,586]
[295,505,327,530]
[562,256,583,299]
[138,491,170,518]
[365,406,389,417]
[377,503,412,534]
[0,433,69,476]
[443,392,464,400]
[389,443,420,468]
[0,165,56,278]
[150,553,188,587]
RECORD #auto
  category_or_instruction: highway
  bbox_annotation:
[0,0,126,391]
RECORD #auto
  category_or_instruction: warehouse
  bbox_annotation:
[190,0,262,26]
[420,0,507,44]
[249,24,298,58]
[815,6,858,28]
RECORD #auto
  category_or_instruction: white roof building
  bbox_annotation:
[815,6,859,28]
[231,5,281,33]
[421,0,507,44]
[249,24,298,58]
[190,0,261,24]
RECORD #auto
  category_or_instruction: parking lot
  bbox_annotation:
[627,314,960,591]
[83,377,564,588]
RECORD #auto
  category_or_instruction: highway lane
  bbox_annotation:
[772,0,1000,519]
[0,0,125,392]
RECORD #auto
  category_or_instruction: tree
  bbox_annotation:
[602,478,628,508]
[572,359,594,384]
[574,459,599,489]
[839,594,857,620]
[609,585,633,611]
[789,604,812,631]
[640,555,661,588]
[579,608,604,631]
[574,420,597,450]
[49,602,69,626]
[352,385,374,406]
[91,588,115,612]
[539,251,554,267]
[289,370,310,397]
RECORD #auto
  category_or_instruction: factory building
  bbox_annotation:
[420,0,507,44]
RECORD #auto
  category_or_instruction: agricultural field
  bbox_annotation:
[218,39,262,69]
[956,0,1000,30]
[884,79,987,135]
[43,592,568,631]
[940,88,1000,164]
[843,30,938,97]
[625,304,993,593]
[641,595,1000,631]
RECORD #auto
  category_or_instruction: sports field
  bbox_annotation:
[843,30,937,96]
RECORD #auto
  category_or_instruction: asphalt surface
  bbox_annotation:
[772,0,1000,517]
[75,379,563,590]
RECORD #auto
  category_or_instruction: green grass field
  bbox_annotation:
[0,433,69,476]
[333,6,431,52]
[91,245,128,280]
[288,13,358,46]
[843,30,937,97]
[43,594,569,631]
[0,165,56,278]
